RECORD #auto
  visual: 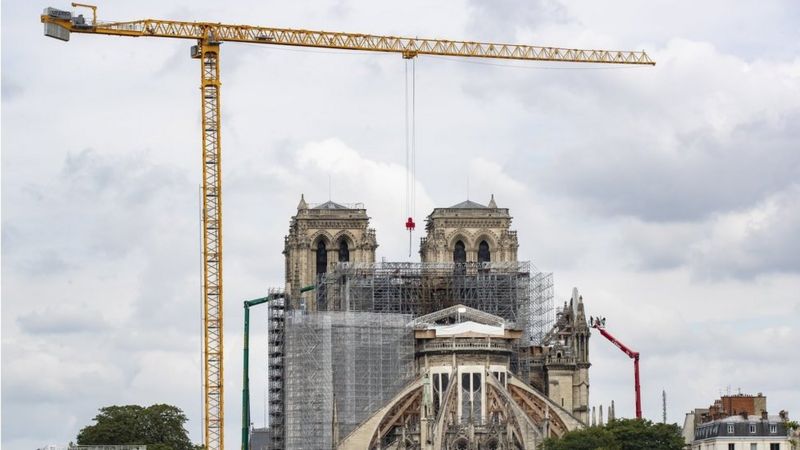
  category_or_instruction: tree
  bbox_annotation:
[604,418,685,450]
[540,418,685,450]
[786,420,800,450]
[77,404,194,450]
[540,425,617,450]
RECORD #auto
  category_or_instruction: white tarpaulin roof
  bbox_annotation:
[433,321,505,336]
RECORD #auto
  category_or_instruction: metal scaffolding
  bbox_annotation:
[281,311,414,449]
[269,261,554,449]
[267,297,286,450]
[529,271,555,345]
[314,261,553,343]
[283,311,334,449]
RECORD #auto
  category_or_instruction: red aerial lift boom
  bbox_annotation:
[590,317,642,419]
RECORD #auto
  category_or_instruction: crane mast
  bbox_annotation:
[41,6,654,449]
[590,318,642,419]
[196,39,224,450]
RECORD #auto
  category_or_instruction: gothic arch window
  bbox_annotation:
[478,240,491,263]
[453,240,466,264]
[580,335,586,359]
[452,437,469,450]
[316,240,328,274]
[338,239,350,263]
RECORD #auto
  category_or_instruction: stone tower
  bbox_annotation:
[283,195,377,306]
[419,195,519,263]
[541,288,591,424]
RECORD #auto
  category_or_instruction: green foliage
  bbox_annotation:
[540,418,685,450]
[77,404,194,450]
[540,425,616,450]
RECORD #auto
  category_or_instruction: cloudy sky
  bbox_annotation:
[2,0,799,448]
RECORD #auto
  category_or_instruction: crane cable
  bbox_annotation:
[404,58,417,257]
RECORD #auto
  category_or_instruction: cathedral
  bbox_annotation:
[268,196,592,449]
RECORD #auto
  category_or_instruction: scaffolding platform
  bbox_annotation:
[269,261,554,449]
[313,261,553,344]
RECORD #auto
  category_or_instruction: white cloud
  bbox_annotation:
[692,184,800,278]
[3,1,799,449]
[616,184,800,278]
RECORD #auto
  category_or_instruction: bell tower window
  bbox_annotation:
[478,240,490,263]
[316,240,328,274]
[453,240,466,264]
[338,239,350,263]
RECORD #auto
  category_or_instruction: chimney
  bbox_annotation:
[762,410,768,421]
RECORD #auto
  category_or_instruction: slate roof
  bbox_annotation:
[312,200,349,210]
[449,200,488,209]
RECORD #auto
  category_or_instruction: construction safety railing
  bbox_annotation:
[419,339,513,353]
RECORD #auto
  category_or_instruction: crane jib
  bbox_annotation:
[41,9,655,65]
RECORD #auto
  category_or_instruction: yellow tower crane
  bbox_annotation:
[40,5,654,450]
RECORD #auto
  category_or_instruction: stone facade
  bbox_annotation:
[527,288,591,425]
[420,196,518,264]
[283,195,377,307]
[336,305,584,450]
[417,196,590,426]
[276,196,594,448]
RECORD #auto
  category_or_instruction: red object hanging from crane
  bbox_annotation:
[590,317,642,419]
[405,217,416,231]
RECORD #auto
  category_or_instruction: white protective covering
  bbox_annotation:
[433,321,505,337]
